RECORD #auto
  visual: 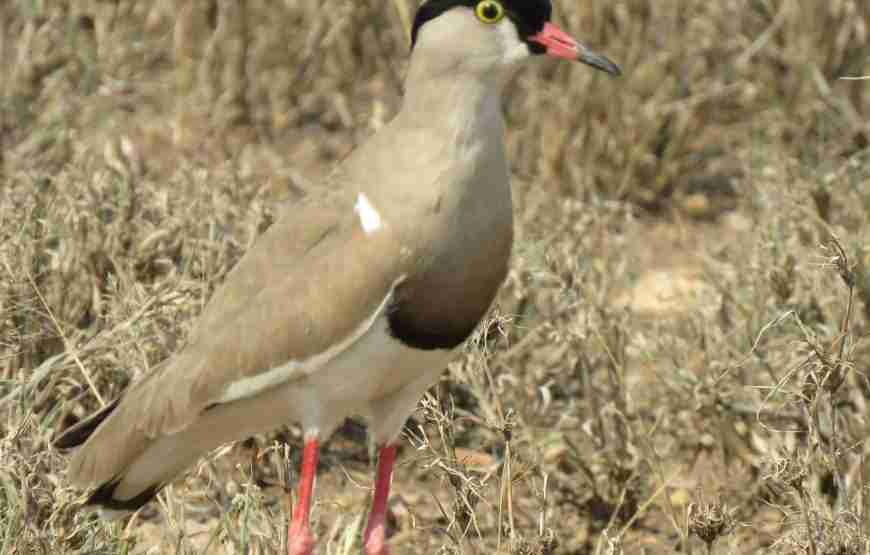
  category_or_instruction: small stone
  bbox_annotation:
[670,488,690,507]
[681,193,710,218]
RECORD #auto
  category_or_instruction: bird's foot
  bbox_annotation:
[363,521,388,555]
[363,444,396,555]
[287,521,315,555]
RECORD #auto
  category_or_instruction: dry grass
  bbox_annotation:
[2,0,870,553]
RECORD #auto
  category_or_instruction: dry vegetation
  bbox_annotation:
[2,0,870,553]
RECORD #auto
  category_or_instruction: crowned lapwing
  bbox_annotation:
[55,1,620,553]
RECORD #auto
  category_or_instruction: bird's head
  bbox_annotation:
[410,0,621,79]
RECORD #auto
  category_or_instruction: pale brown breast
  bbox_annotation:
[387,182,514,350]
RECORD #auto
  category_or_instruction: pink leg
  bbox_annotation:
[363,444,397,555]
[287,439,319,555]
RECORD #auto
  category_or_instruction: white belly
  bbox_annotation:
[215,282,453,441]
[302,311,451,403]
[289,311,452,442]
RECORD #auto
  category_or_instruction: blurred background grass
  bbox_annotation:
[2,1,870,553]
[2,0,868,208]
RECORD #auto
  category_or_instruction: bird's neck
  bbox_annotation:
[398,58,507,152]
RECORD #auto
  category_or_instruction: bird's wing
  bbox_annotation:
[124,186,410,438]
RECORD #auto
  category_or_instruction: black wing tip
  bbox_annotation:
[86,479,162,513]
[53,398,121,450]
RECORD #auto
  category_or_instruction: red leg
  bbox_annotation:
[363,444,397,555]
[287,438,319,555]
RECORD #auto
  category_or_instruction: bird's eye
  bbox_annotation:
[475,0,505,24]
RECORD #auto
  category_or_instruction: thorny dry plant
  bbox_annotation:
[687,499,737,553]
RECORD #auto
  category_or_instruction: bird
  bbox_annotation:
[54,1,620,554]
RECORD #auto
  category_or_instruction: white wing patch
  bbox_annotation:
[354,192,383,234]
[216,279,399,404]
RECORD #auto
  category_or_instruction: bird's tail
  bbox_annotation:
[54,394,200,514]
[54,397,158,513]
[55,371,301,515]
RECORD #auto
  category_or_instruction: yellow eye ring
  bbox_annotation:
[475,0,505,24]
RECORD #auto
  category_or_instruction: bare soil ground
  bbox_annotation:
[2,1,870,554]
